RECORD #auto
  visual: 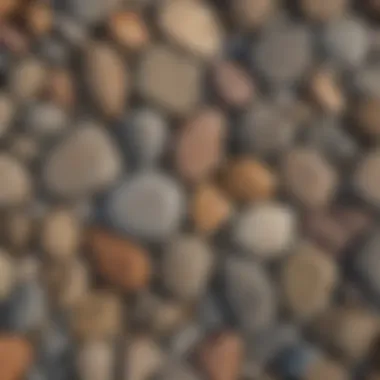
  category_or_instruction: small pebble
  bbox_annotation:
[27,2,53,37]
[125,337,165,380]
[354,149,380,206]
[281,242,338,319]
[4,211,32,251]
[0,154,32,206]
[70,291,122,341]
[175,108,226,183]
[10,58,46,101]
[122,108,168,167]
[162,235,214,300]
[41,208,81,261]
[47,68,75,109]
[355,96,380,137]
[108,11,149,50]
[282,148,338,208]
[196,330,244,380]
[233,202,297,259]
[191,182,232,235]
[0,336,34,380]
[220,158,277,202]
[253,21,312,86]
[213,61,255,108]
[138,45,202,115]
[0,0,19,19]
[225,257,277,333]
[232,0,276,29]
[354,64,380,97]
[300,0,348,22]
[158,0,223,60]
[0,249,15,301]
[43,122,122,198]
[106,171,185,241]
[84,42,129,119]
[170,322,203,358]
[87,228,151,292]
[305,357,348,380]
[76,341,114,380]
[0,93,14,138]
[321,17,369,68]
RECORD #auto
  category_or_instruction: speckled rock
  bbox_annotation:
[233,202,297,259]
[162,235,214,300]
[138,45,202,115]
[225,257,277,333]
[43,122,122,198]
[158,0,223,60]
[106,171,185,241]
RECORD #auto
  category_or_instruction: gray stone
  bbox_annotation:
[225,257,277,333]
[106,171,185,241]
[43,122,122,198]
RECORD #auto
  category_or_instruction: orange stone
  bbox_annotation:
[197,330,244,380]
[87,228,151,291]
[0,0,19,19]
[0,336,33,380]
[220,158,277,202]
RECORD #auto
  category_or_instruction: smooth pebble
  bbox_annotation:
[0,249,15,301]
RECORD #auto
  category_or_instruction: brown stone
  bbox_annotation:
[108,11,149,50]
[47,68,75,109]
[175,108,226,183]
[197,330,244,380]
[27,2,52,36]
[232,0,275,29]
[0,24,29,55]
[300,0,348,21]
[191,183,232,235]
[213,61,255,108]
[87,228,151,292]
[70,291,122,341]
[305,357,348,380]
[0,336,33,380]
[220,158,277,202]
[0,0,19,19]
[355,97,380,137]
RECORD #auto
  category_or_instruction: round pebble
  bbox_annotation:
[41,208,81,260]
[106,171,185,241]
[43,122,123,198]
[321,17,369,68]
[282,148,338,208]
[253,20,312,86]
[233,202,297,259]
[225,257,277,333]
[232,0,276,29]
[27,2,53,37]
[162,235,214,300]
[0,154,32,206]
[87,228,151,292]
[47,68,75,109]
[138,45,202,115]
[300,0,348,22]
[175,108,226,183]
[305,357,348,380]
[158,0,223,60]
[281,242,338,319]
[84,42,129,119]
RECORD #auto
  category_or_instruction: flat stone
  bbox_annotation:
[106,171,185,241]
[162,235,214,300]
[233,202,297,259]
[43,122,122,198]
[138,45,202,115]
[85,42,129,119]
[225,257,277,333]
[158,0,223,60]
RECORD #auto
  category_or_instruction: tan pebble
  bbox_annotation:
[213,61,255,108]
[5,211,32,251]
[47,68,75,108]
[70,291,122,341]
[197,330,244,380]
[27,2,52,36]
[305,357,348,380]
[108,11,149,50]
[283,148,337,209]
[191,183,232,235]
[316,307,379,361]
[0,249,14,301]
[232,0,276,29]
[158,0,223,60]
[282,242,338,319]
[0,93,14,138]
[87,228,151,292]
[41,208,81,260]
[355,97,380,137]
[309,68,345,114]
[300,0,348,22]
[125,336,165,380]
[175,108,226,183]
[0,336,33,380]
[220,158,277,202]
[10,58,45,100]
[85,42,129,118]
